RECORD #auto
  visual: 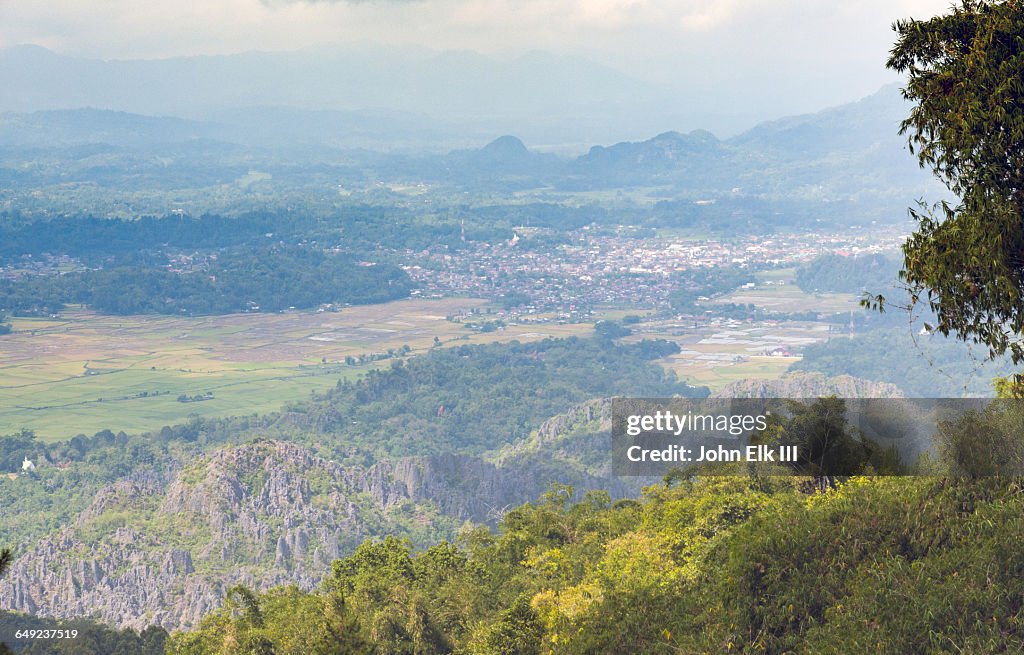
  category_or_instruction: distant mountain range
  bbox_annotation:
[0,44,675,148]
[0,82,944,208]
[0,45,653,115]
[0,44,926,149]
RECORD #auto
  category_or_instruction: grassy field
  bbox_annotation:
[615,267,855,390]
[0,273,859,440]
[714,268,861,313]
[0,298,593,441]
[624,317,836,388]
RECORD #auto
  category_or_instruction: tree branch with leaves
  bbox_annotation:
[873,0,1024,369]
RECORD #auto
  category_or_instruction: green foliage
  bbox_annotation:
[704,477,1024,653]
[497,292,532,311]
[795,253,899,294]
[0,428,171,545]
[592,320,630,340]
[166,472,1024,654]
[0,612,167,655]
[753,397,902,476]
[167,586,372,655]
[0,209,478,266]
[0,430,39,473]
[168,539,484,654]
[225,586,265,629]
[464,596,542,655]
[327,537,482,654]
[0,245,410,316]
[286,337,704,458]
[634,338,680,360]
[934,399,1024,476]
[791,327,1017,396]
[885,0,1024,362]
[667,266,755,312]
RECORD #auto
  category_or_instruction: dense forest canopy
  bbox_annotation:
[0,245,410,316]
[0,209,482,262]
[162,473,1024,655]
[795,253,899,294]
[268,336,702,458]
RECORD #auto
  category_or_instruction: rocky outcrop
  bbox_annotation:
[532,397,612,446]
[363,450,624,521]
[0,441,359,631]
[712,372,904,399]
[0,436,623,631]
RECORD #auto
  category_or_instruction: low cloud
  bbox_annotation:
[0,0,951,120]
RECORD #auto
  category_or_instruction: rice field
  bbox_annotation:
[714,269,861,314]
[627,269,858,387]
[0,298,592,441]
[623,318,838,388]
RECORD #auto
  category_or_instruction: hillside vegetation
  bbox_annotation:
[0,337,698,632]
[162,474,1024,655]
[793,328,1016,397]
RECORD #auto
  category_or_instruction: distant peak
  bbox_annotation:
[482,135,528,155]
[686,129,719,141]
[3,43,58,57]
[650,129,718,143]
[651,131,685,141]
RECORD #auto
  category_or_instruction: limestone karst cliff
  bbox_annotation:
[0,430,619,631]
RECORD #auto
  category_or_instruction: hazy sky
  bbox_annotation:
[1,0,952,120]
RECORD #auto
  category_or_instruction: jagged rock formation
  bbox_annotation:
[499,398,645,498]
[0,379,906,632]
[0,437,620,631]
[530,397,611,447]
[712,372,904,399]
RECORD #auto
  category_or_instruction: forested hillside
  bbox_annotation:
[793,328,1016,397]
[8,469,1024,654]
[275,337,698,458]
[0,336,700,633]
[795,253,899,295]
[161,473,1024,654]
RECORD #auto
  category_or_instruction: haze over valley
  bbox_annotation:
[7,2,1024,653]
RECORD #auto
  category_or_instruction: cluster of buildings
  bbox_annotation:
[0,253,76,281]
[402,226,906,314]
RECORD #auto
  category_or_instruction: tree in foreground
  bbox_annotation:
[167,584,372,655]
[0,550,12,655]
[879,0,1024,369]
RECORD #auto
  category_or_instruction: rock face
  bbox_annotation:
[712,372,904,399]
[531,397,611,446]
[0,437,619,631]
